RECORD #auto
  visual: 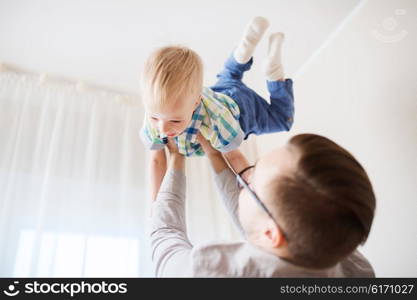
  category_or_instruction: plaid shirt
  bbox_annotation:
[140,87,242,156]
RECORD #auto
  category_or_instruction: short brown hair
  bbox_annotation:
[141,46,203,111]
[270,134,376,269]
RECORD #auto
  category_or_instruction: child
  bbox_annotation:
[140,17,294,200]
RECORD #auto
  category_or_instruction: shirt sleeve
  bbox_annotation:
[340,250,376,277]
[213,168,245,237]
[216,126,244,153]
[139,124,166,151]
[201,115,245,154]
[150,169,193,277]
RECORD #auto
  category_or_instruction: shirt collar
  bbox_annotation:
[182,100,205,144]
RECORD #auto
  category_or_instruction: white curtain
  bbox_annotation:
[0,69,258,277]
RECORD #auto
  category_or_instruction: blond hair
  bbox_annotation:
[141,46,203,110]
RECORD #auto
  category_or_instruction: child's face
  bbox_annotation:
[147,95,200,137]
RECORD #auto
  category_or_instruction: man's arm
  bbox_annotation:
[197,134,228,174]
[197,134,246,236]
[149,149,167,201]
[140,122,168,201]
[223,149,250,176]
[150,139,193,277]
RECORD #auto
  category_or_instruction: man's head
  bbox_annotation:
[238,134,376,269]
[141,46,203,137]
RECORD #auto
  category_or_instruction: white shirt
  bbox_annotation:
[150,168,375,277]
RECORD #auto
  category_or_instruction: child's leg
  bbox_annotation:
[215,54,252,83]
[234,16,269,64]
[265,79,294,132]
[224,31,293,135]
[212,22,294,137]
[214,17,269,84]
[263,32,285,81]
[263,32,294,131]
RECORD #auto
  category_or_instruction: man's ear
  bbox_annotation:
[264,219,286,248]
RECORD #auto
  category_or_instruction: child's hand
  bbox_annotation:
[197,133,219,156]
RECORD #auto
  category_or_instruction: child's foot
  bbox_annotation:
[264,32,285,81]
[233,16,270,64]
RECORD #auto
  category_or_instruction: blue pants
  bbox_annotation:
[210,54,294,139]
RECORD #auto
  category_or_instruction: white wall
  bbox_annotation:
[0,0,359,93]
[256,0,417,276]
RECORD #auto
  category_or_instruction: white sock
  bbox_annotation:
[233,16,269,64]
[264,32,285,81]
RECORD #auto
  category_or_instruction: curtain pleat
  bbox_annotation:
[0,70,258,277]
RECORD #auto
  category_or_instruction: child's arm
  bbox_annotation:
[149,149,167,201]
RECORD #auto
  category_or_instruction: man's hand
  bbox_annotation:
[197,133,229,174]
[166,138,185,172]
[166,137,180,154]
[197,133,221,157]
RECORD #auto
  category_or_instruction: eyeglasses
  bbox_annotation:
[236,165,289,241]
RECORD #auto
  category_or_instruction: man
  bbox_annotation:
[150,133,376,277]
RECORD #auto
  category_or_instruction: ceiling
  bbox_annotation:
[0,0,360,95]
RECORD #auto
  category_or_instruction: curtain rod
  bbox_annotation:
[0,62,141,102]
